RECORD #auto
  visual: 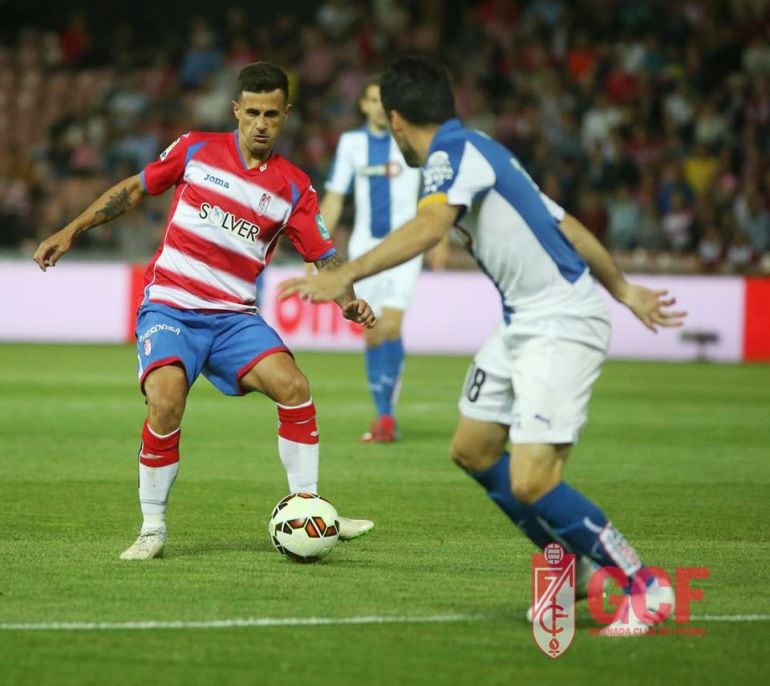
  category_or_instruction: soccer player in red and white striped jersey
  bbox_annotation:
[33,62,377,559]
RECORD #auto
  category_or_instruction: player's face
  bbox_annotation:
[388,111,423,168]
[233,89,290,161]
[360,84,388,131]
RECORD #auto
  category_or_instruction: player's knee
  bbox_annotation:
[275,372,310,406]
[450,439,493,472]
[511,474,556,505]
[146,394,185,430]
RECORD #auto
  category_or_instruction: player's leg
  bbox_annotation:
[206,314,373,541]
[450,416,554,549]
[509,327,673,631]
[454,326,555,546]
[122,305,205,560]
[241,351,319,494]
[358,257,420,443]
[452,329,613,623]
[361,306,404,443]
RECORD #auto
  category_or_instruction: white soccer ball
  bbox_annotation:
[268,492,340,563]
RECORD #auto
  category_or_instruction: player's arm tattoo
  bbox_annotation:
[315,253,358,305]
[94,188,133,224]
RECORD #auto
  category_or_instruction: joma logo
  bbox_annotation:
[204,173,230,189]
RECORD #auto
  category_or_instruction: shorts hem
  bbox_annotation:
[510,430,580,445]
[458,405,513,426]
[139,357,186,392]
[236,346,292,394]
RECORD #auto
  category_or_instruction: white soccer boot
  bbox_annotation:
[527,556,600,622]
[119,528,167,560]
[337,517,375,541]
[598,576,676,637]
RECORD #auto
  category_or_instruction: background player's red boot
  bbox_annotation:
[360,415,398,443]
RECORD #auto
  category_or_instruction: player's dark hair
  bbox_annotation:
[361,76,380,98]
[379,55,456,125]
[236,62,289,101]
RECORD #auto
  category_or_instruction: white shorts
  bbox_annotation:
[458,318,610,444]
[349,250,422,317]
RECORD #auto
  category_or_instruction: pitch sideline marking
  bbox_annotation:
[0,613,769,632]
[0,614,477,632]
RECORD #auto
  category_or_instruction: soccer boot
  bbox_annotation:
[337,516,375,541]
[527,556,600,622]
[360,415,398,443]
[119,527,167,560]
[598,575,675,637]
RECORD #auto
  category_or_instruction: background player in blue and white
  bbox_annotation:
[281,56,687,635]
[320,80,422,443]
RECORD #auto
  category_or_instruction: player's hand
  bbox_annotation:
[32,229,74,271]
[278,270,352,304]
[341,298,376,329]
[620,284,687,333]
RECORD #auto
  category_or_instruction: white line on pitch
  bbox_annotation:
[0,614,479,632]
[1,613,768,632]
[692,614,770,622]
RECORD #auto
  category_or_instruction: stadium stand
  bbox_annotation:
[1,0,769,274]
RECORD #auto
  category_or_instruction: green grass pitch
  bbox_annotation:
[1,344,768,685]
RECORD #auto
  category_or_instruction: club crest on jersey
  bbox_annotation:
[257,193,271,215]
[423,150,454,194]
[199,202,261,243]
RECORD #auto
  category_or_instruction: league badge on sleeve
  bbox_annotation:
[159,132,189,161]
[531,543,576,658]
[315,213,330,240]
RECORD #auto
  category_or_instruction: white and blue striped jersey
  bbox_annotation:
[326,127,421,257]
[419,119,609,333]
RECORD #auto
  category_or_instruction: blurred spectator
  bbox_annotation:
[694,97,730,147]
[684,142,718,196]
[736,189,770,253]
[179,19,222,90]
[574,188,608,243]
[657,161,694,215]
[661,190,695,251]
[724,228,760,273]
[697,225,725,273]
[317,0,359,40]
[59,12,91,67]
[581,92,622,152]
[607,185,642,250]
[637,198,666,252]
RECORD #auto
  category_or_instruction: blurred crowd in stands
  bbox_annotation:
[1,0,770,274]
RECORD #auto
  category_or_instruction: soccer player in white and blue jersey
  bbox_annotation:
[320,81,422,443]
[281,56,688,635]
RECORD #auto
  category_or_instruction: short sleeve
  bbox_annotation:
[325,134,355,196]
[284,182,337,262]
[540,192,566,222]
[141,133,194,196]
[418,139,495,212]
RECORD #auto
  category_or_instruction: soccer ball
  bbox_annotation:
[268,492,340,563]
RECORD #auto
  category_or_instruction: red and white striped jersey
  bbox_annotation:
[139,130,335,312]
